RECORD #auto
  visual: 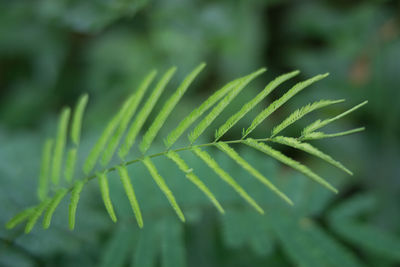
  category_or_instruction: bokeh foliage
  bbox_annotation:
[1,0,399,266]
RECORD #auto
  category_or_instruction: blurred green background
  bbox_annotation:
[1,0,400,266]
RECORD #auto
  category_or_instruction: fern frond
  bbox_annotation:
[301,127,366,140]
[244,138,338,193]
[43,188,68,229]
[51,107,71,185]
[215,142,293,206]
[68,180,85,230]
[97,172,117,223]
[25,198,52,233]
[116,165,143,228]
[140,63,206,153]
[71,94,89,145]
[166,150,224,213]
[271,99,345,137]
[37,138,54,201]
[215,70,300,141]
[302,101,368,136]
[192,147,264,214]
[189,68,266,144]
[6,64,366,234]
[101,70,157,166]
[5,207,35,230]
[271,136,352,175]
[142,157,185,222]
[119,67,177,159]
[243,73,329,138]
[83,97,133,174]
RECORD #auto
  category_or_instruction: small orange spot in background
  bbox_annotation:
[349,55,370,86]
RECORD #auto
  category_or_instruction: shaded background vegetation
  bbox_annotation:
[1,0,399,266]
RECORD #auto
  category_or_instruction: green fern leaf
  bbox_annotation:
[216,142,293,205]
[301,127,366,141]
[25,198,52,234]
[243,73,329,138]
[71,94,89,145]
[244,138,338,193]
[97,172,117,222]
[142,157,186,222]
[215,70,300,141]
[192,147,264,214]
[83,97,133,174]
[164,77,242,149]
[271,136,352,175]
[166,150,224,213]
[140,63,206,153]
[5,207,35,230]
[68,180,85,230]
[5,64,367,235]
[51,107,71,185]
[119,67,177,159]
[116,165,143,228]
[271,99,345,137]
[101,70,157,166]
[302,101,368,136]
[189,68,266,144]
[43,188,69,229]
[37,138,54,201]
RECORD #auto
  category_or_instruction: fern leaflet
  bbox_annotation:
[51,107,71,185]
[116,165,143,228]
[142,157,186,222]
[97,172,118,223]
